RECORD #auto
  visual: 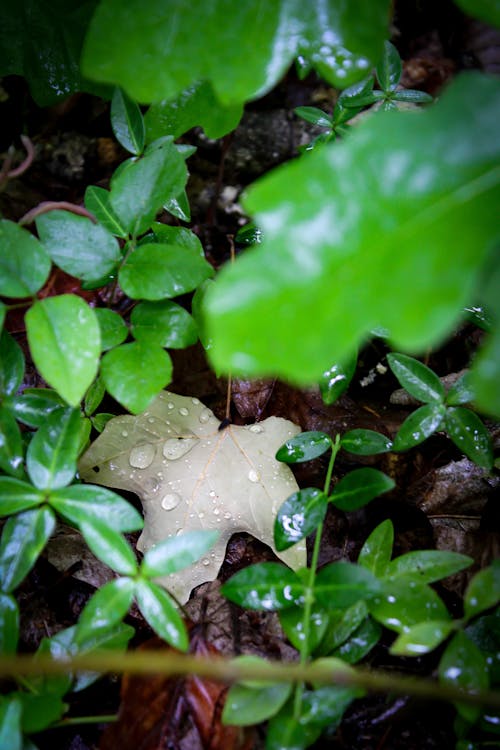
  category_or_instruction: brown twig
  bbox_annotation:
[18,201,97,226]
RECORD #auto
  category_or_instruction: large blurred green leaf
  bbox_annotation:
[204,73,500,384]
[453,0,500,27]
[83,0,390,103]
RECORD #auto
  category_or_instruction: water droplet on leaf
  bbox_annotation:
[161,493,182,510]
[129,443,155,469]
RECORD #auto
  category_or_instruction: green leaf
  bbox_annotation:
[100,341,173,413]
[221,562,303,611]
[77,577,136,641]
[279,604,329,653]
[0,409,24,478]
[83,1,389,103]
[464,562,500,619]
[0,694,22,750]
[472,326,500,417]
[0,478,44,516]
[439,631,489,722]
[0,593,19,654]
[314,562,380,609]
[319,354,357,405]
[275,431,331,463]
[151,224,205,252]
[445,371,475,406]
[0,331,24,396]
[393,89,433,104]
[109,137,187,236]
[376,41,402,91]
[358,519,394,576]
[329,468,395,511]
[295,106,333,129]
[84,185,128,239]
[131,300,198,348]
[18,692,67,733]
[111,87,145,155]
[79,518,138,575]
[164,189,191,222]
[94,308,129,351]
[369,578,450,633]
[0,302,5,332]
[453,0,500,27]
[141,530,218,577]
[222,681,291,725]
[0,219,51,297]
[274,488,328,551]
[91,413,115,432]
[386,550,473,584]
[317,600,369,653]
[0,507,56,592]
[331,615,382,663]
[9,388,66,428]
[444,407,494,470]
[145,80,243,140]
[300,684,363,728]
[392,402,446,451]
[387,353,445,403]
[26,407,82,490]
[134,579,188,650]
[119,243,213,300]
[26,295,100,406]
[391,620,455,656]
[266,700,321,750]
[203,74,500,382]
[36,210,121,283]
[341,429,393,455]
[50,484,143,532]
[84,376,106,416]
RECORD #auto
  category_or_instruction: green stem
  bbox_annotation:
[51,714,117,728]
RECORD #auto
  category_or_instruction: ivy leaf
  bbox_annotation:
[439,631,489,722]
[341,429,392,455]
[222,680,291,725]
[140,530,218,578]
[392,402,446,451]
[391,620,455,656]
[276,431,331,463]
[0,331,24,397]
[0,694,22,750]
[0,593,19,655]
[77,578,136,641]
[0,220,51,297]
[274,488,328,551]
[0,478,44,516]
[203,74,500,383]
[79,391,306,603]
[9,388,66,428]
[79,518,138,576]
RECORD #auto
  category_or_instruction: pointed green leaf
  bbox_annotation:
[18,692,67,733]
[94,308,129,351]
[358,519,394,576]
[274,488,328,551]
[0,593,19,654]
[445,371,475,406]
[387,353,445,403]
[0,331,24,397]
[386,550,473,584]
[26,295,100,406]
[393,89,433,104]
[295,107,333,129]
[79,518,138,575]
[376,41,402,91]
[316,600,369,653]
[329,468,395,511]
[84,185,128,239]
[453,0,500,27]
[135,579,188,650]
[164,189,191,222]
[0,507,56,592]
[26,407,82,490]
[0,478,44,516]
[0,220,51,297]
[267,701,321,750]
[393,402,446,451]
[141,530,218,577]
[464,562,500,620]
[279,604,329,653]
[222,681,292,725]
[221,563,303,611]
[131,300,198,348]
[50,484,143,532]
[0,695,22,750]
[369,578,450,633]
[391,620,455,656]
[319,354,357,405]
[314,562,380,609]
[300,684,363,728]
[341,429,393,455]
[0,409,24,478]
[84,376,106,416]
[439,631,489,722]
[77,577,136,641]
[331,615,382,663]
[111,87,145,155]
[9,387,66,428]
[472,325,500,417]
[276,431,331,463]
[444,407,493,470]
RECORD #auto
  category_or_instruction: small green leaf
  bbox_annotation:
[0,507,56,592]
[9,388,66,428]
[77,577,136,641]
[266,700,321,750]
[0,409,24,478]
[0,331,24,397]
[26,295,100,407]
[314,562,380,609]
[376,41,402,91]
[0,593,19,654]
[84,377,106,416]
[131,300,198,348]
[0,694,22,750]
[300,684,363,728]
[369,578,450,633]
[387,353,445,403]
[445,371,475,406]
[444,407,493,470]
[94,308,129,351]
[91,413,115,432]
[0,219,51,297]
[472,326,500,417]
[331,615,382,663]
[84,185,128,239]
[279,604,329,653]
[50,484,143,533]
[295,106,332,129]
[135,579,188,650]
[222,681,291,725]
[464,562,500,619]
[317,600,369,653]
[439,631,489,722]
[0,478,44,516]
[392,402,446,451]
[100,341,173,413]
[151,224,204,252]
[386,550,473,584]
[341,429,393,455]
[274,488,328,551]
[164,189,191,222]
[393,89,433,104]
[119,243,213,300]
[79,518,138,575]
[358,519,394,576]
[235,222,263,246]
[36,210,121,282]
[319,354,357,405]
[221,563,303,611]
[18,692,67,733]
[26,407,82,490]
[111,87,145,155]
[141,530,218,577]
[453,0,500,27]
[276,431,331,463]
[329,468,395,511]
[391,620,455,656]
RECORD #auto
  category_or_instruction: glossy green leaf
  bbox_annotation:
[386,550,473,584]
[266,700,321,750]
[0,507,56,592]
[369,578,450,633]
[376,41,402,91]
[274,488,328,551]
[164,189,191,222]
[295,106,333,129]
[26,407,82,490]
[0,302,5,332]
[331,615,382,663]
[0,409,24,478]
[235,223,263,246]
[83,1,389,103]
[341,429,393,455]
[453,0,500,27]
[472,326,500,417]
[444,407,494,470]
[0,220,51,297]
[18,692,67,733]
[445,371,475,406]
[221,562,303,611]
[77,577,136,640]
[464,562,500,620]
[300,684,363,728]
[84,376,106,416]
[464,607,500,683]
[119,243,213,300]
[276,431,331,463]
[94,308,129,351]
[84,185,128,239]
[50,484,143,532]
[329,467,395,511]
[0,478,44,516]
[141,530,218,577]
[204,74,500,382]
[109,137,187,236]
[91,413,115,432]
[36,210,121,282]
[391,620,455,656]
[151,223,205,252]
[0,331,24,397]
[9,388,66,428]
[100,341,173,413]
[0,593,19,654]
[79,518,138,575]
[26,295,100,406]
[316,600,369,653]
[393,89,433,104]
[392,402,446,451]
[319,353,357,405]
[222,681,291,725]
[279,604,329,653]
[0,694,22,750]
[314,562,380,609]
[387,353,445,403]
[111,87,145,155]
[135,579,188,650]
[439,631,489,722]
[145,80,242,140]
[131,300,198,348]
[358,519,394,576]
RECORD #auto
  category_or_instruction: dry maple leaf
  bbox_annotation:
[79,391,306,603]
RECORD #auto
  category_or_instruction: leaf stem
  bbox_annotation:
[50,714,118,728]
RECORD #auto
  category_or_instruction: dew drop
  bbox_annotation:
[167,402,175,410]
[161,493,182,510]
[121,430,128,437]
[148,417,155,424]
[209,490,216,499]
[176,527,184,536]
[202,558,210,566]
[214,508,220,516]
[199,409,212,424]
[129,443,155,469]
[248,469,260,482]
[191,397,200,405]
[162,437,196,460]
[179,407,189,416]
[224,512,232,520]
[249,424,263,434]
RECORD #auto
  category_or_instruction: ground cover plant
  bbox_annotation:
[0,1,499,748]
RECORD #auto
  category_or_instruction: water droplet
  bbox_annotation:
[224,512,232,519]
[214,508,220,516]
[209,490,216,499]
[249,424,263,433]
[129,443,155,469]
[162,437,196,460]
[167,402,175,410]
[121,430,128,437]
[248,469,260,483]
[199,409,212,424]
[202,558,210,566]
[191,397,200,405]
[161,493,181,510]
[148,417,155,424]
[176,527,184,536]
[179,407,189,416]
